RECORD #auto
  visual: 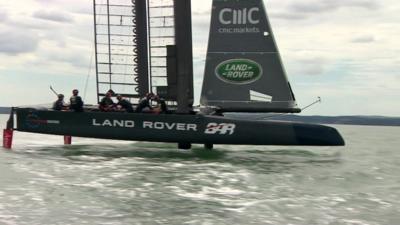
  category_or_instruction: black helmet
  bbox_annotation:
[146,93,154,99]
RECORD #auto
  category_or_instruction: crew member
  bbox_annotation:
[152,95,168,114]
[70,89,84,112]
[53,94,67,111]
[99,91,115,112]
[116,95,134,113]
[136,93,154,113]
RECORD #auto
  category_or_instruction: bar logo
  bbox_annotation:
[205,123,236,135]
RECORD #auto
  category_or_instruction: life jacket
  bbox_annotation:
[136,98,152,112]
[70,96,83,112]
[70,96,77,105]
[53,100,64,111]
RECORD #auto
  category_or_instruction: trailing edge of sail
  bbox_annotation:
[200,0,300,113]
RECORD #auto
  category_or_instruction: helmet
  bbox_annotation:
[107,89,115,95]
[146,93,154,99]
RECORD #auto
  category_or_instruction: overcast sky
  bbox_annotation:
[0,0,399,116]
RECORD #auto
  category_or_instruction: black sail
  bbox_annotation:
[201,0,300,113]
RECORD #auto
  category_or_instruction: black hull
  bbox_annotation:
[14,108,345,146]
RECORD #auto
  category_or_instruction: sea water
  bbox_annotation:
[0,114,399,225]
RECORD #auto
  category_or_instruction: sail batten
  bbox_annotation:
[208,52,278,53]
[200,0,300,113]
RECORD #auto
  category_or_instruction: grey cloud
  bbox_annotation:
[72,6,93,16]
[0,9,8,22]
[33,10,74,23]
[270,12,308,21]
[9,19,58,31]
[351,35,376,43]
[272,0,380,21]
[0,30,39,55]
[35,0,64,4]
[289,57,329,76]
[289,0,380,14]
[43,50,91,69]
[34,0,94,16]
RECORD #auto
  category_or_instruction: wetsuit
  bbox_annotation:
[117,99,134,113]
[156,98,168,114]
[53,99,65,111]
[99,97,115,111]
[70,96,84,112]
[136,98,152,113]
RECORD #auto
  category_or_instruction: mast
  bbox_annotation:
[135,0,150,96]
[93,0,100,100]
[173,0,194,114]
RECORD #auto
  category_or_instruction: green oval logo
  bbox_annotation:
[215,59,263,85]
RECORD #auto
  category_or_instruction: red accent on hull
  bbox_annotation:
[64,136,72,145]
[3,129,13,149]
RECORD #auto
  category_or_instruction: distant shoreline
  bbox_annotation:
[0,107,11,114]
[0,107,399,127]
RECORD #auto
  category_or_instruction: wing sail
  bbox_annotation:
[200,0,300,113]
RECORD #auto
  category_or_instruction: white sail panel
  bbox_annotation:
[250,90,272,102]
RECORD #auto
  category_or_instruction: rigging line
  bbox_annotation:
[301,96,322,111]
[83,49,94,100]
[86,0,105,101]
[252,97,322,121]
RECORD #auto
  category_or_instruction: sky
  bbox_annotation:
[0,0,399,116]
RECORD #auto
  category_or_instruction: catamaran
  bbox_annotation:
[2,0,344,149]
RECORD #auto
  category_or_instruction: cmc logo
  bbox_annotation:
[219,7,260,25]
